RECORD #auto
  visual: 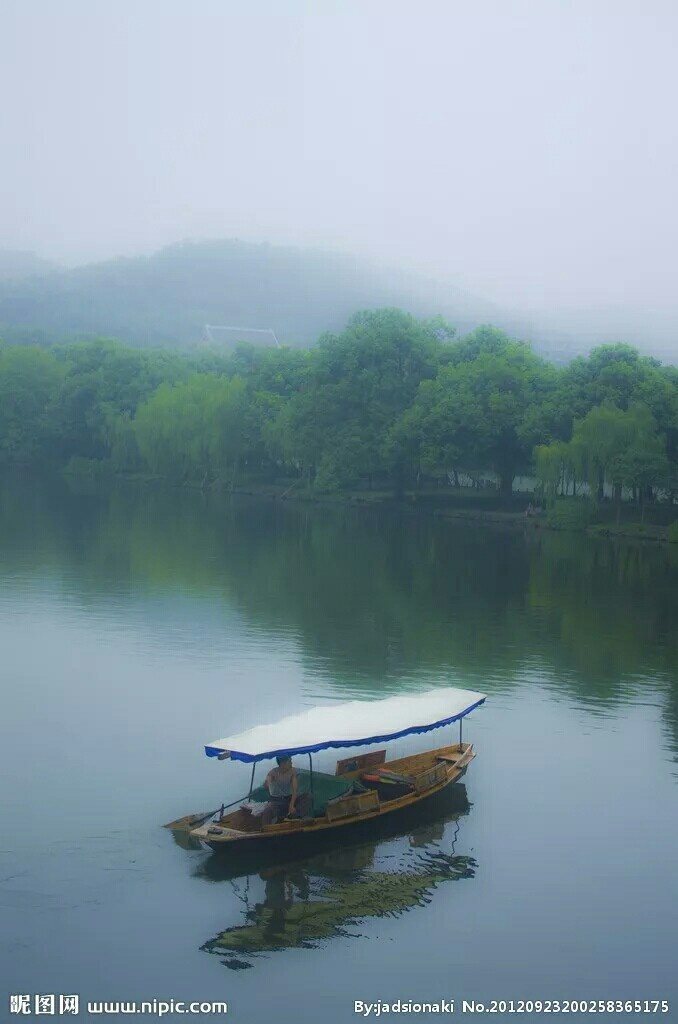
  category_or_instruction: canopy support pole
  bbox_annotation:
[459,717,463,751]
[308,752,314,810]
[248,762,256,799]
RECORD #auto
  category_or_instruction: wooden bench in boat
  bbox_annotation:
[326,788,380,822]
[374,769,414,786]
[335,749,386,776]
[362,747,464,795]
[413,761,449,793]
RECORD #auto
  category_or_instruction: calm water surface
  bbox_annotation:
[1,477,677,1021]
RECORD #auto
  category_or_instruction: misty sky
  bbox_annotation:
[2,0,678,318]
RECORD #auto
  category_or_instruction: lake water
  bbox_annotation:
[1,476,677,1022]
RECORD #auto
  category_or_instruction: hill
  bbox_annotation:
[0,239,507,349]
[0,249,57,282]
[0,239,674,363]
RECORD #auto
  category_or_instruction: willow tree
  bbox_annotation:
[134,374,248,485]
[538,403,671,522]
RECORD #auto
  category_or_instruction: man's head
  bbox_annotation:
[276,755,292,768]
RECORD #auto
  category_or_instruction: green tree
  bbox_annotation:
[534,441,570,504]
[273,309,446,490]
[538,403,671,523]
[606,407,670,522]
[396,336,553,497]
[46,339,187,462]
[0,346,63,463]
[560,343,676,429]
[570,404,628,502]
[134,375,249,485]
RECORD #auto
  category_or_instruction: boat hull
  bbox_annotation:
[190,742,475,852]
[197,781,471,877]
[201,766,469,854]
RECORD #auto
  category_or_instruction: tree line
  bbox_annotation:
[1,309,676,510]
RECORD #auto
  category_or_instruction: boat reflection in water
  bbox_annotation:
[195,783,475,969]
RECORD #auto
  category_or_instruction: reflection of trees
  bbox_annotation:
[527,531,677,691]
[198,784,474,966]
[1,475,676,751]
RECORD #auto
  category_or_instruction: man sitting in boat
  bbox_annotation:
[258,755,312,824]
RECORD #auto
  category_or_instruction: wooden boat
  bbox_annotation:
[169,687,486,851]
[193,781,472,879]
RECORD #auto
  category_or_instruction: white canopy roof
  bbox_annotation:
[205,686,486,763]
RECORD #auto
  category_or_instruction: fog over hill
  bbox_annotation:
[0,237,503,350]
[0,249,57,282]
[0,239,506,348]
[0,239,674,364]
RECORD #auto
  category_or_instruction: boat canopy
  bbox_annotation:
[205,686,486,763]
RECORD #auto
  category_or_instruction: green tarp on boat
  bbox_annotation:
[249,770,364,816]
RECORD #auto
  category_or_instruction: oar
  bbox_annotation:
[163,809,220,831]
[163,794,250,832]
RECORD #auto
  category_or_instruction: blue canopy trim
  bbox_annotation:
[204,696,486,763]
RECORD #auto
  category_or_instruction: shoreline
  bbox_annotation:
[219,481,675,544]
[34,466,677,545]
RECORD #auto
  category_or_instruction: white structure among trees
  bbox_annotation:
[202,325,280,348]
